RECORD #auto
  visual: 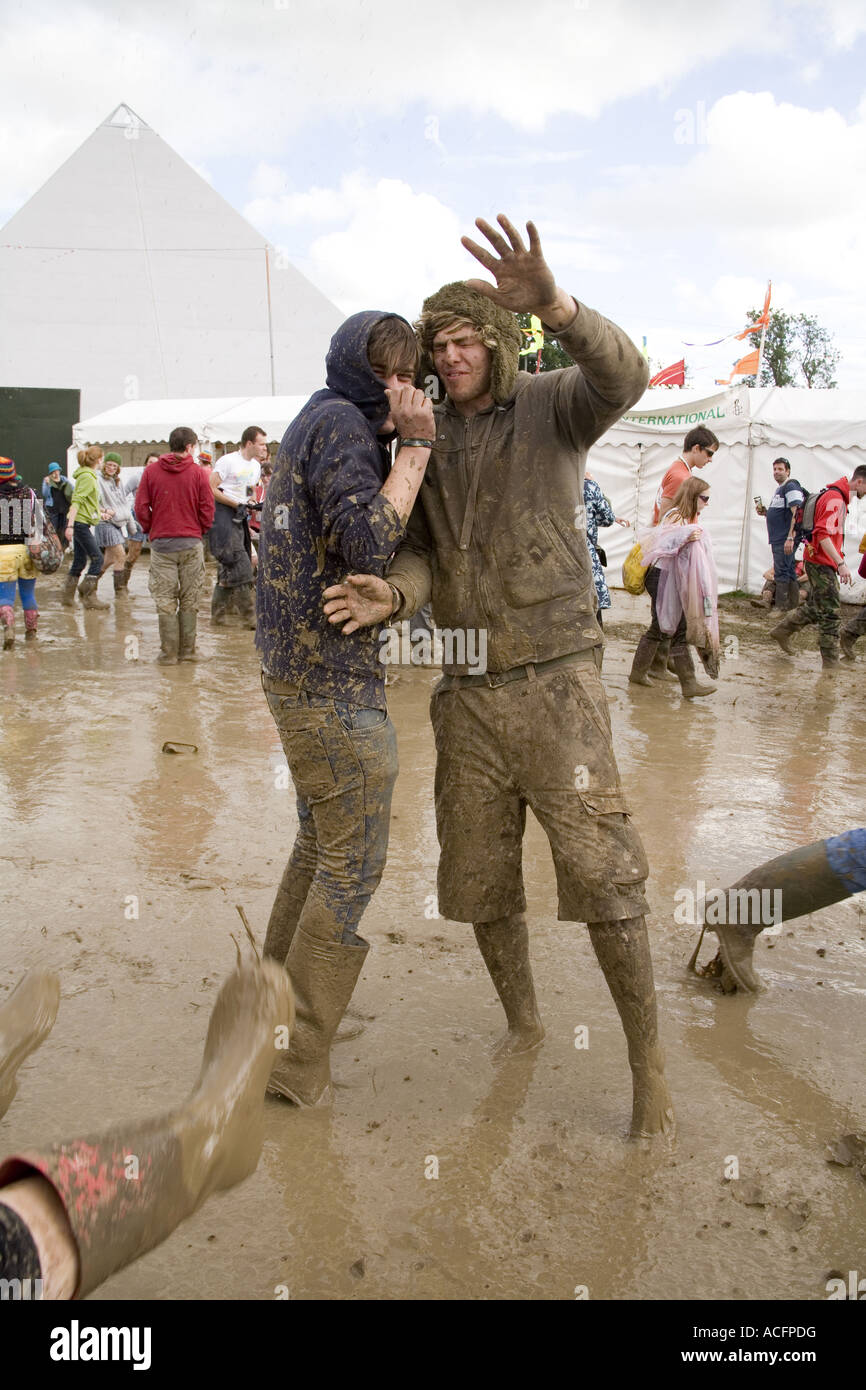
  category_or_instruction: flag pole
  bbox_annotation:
[755,280,771,384]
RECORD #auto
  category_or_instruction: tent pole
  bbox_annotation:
[740,409,756,591]
[264,248,276,396]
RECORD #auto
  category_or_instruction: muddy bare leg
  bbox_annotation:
[587,916,675,1139]
[0,962,292,1298]
[473,913,545,1061]
[0,970,61,1120]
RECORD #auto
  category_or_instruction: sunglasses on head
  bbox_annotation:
[699,494,710,502]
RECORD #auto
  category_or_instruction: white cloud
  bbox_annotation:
[249,173,468,317]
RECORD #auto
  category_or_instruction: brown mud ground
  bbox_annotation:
[1,564,863,1300]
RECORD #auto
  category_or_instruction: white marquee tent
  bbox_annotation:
[71,384,866,595]
[587,385,866,594]
[0,104,344,418]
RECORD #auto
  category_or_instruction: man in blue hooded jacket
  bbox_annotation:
[256,312,435,1107]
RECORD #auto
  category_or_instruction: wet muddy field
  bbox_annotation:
[1,563,864,1300]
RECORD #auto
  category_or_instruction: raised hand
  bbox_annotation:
[386,386,435,441]
[323,574,393,633]
[461,214,574,326]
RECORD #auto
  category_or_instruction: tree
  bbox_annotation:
[745,308,840,388]
[516,311,573,371]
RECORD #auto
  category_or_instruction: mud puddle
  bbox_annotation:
[1,568,863,1300]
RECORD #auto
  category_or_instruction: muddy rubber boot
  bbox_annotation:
[750,585,774,609]
[178,611,205,661]
[23,611,38,641]
[0,963,293,1298]
[267,928,369,1106]
[473,916,545,1060]
[78,576,110,610]
[649,636,677,681]
[671,647,716,698]
[60,574,79,607]
[263,876,364,1045]
[820,647,840,669]
[210,584,231,625]
[628,634,659,686]
[1,606,14,650]
[840,628,858,660]
[769,613,798,654]
[156,613,180,663]
[112,570,129,601]
[0,969,61,1121]
[234,583,257,631]
[711,837,855,993]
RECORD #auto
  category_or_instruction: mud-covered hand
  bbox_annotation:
[323,574,393,634]
[387,386,435,442]
[461,214,575,327]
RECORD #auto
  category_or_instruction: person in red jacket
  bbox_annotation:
[135,427,215,663]
[771,466,866,667]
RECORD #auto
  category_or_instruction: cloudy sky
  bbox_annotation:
[4,0,866,389]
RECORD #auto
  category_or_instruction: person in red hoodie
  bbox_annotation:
[771,465,866,667]
[135,427,215,663]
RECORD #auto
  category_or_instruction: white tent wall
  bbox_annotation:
[0,107,344,418]
[587,386,866,595]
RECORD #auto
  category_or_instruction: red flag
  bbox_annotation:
[649,359,685,387]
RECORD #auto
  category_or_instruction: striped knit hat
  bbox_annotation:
[0,457,16,483]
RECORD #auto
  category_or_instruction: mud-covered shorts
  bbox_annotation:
[430,652,649,925]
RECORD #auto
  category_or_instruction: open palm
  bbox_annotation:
[462,215,558,314]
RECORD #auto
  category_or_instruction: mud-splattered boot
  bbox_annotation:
[628,634,659,687]
[210,584,231,625]
[0,605,14,649]
[23,610,38,641]
[648,636,677,681]
[178,611,205,662]
[588,916,675,1141]
[0,969,61,1121]
[710,836,856,993]
[234,583,257,631]
[769,610,802,654]
[0,963,292,1299]
[60,574,79,607]
[840,627,859,660]
[112,570,129,601]
[78,577,109,611]
[473,914,545,1060]
[156,613,180,663]
[750,583,775,609]
[671,647,716,698]
[267,928,369,1106]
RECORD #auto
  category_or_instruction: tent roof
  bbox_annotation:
[0,106,343,416]
[72,396,310,445]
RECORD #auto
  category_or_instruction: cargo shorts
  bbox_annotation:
[430,652,649,925]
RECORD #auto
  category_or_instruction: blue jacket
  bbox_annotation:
[256,311,407,707]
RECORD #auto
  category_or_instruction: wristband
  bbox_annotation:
[387,583,403,617]
[399,438,434,450]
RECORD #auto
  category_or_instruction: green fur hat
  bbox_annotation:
[416,282,524,405]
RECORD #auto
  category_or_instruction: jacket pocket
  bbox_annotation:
[493,513,582,609]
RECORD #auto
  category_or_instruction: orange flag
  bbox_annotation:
[716,349,760,385]
[735,281,772,340]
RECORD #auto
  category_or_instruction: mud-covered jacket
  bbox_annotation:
[387,301,649,673]
[256,311,407,707]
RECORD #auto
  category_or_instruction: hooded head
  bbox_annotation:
[324,311,419,430]
[416,282,524,406]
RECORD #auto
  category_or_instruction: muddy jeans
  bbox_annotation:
[208,502,254,587]
[148,543,205,615]
[262,673,398,944]
[430,652,649,925]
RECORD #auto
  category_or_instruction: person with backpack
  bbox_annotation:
[753,456,804,610]
[0,456,40,646]
[770,465,866,667]
[41,463,72,549]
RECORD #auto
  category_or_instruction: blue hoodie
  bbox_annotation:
[256,311,408,707]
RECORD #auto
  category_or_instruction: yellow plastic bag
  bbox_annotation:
[622,540,649,595]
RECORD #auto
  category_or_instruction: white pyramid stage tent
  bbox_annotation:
[0,104,344,417]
